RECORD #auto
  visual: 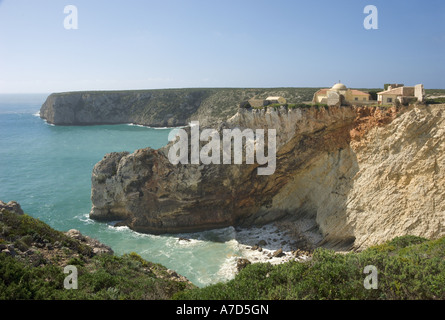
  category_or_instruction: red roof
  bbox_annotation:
[350,90,370,96]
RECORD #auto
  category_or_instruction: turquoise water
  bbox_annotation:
[0,94,243,287]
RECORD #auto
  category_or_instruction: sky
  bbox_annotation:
[0,0,444,93]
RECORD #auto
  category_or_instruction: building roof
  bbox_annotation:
[315,89,329,95]
[377,87,405,95]
[332,83,347,91]
[266,96,285,100]
[350,89,370,96]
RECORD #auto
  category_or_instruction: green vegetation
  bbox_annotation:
[252,102,328,111]
[425,89,445,96]
[366,89,380,101]
[288,103,328,110]
[425,89,445,105]
[0,210,194,300]
[426,97,445,104]
[0,209,92,256]
[174,235,445,300]
[0,251,191,300]
[2,209,444,300]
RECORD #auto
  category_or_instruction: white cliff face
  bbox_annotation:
[228,106,357,149]
[231,105,445,249]
[347,106,445,249]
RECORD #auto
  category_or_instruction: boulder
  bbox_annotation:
[257,240,267,246]
[236,258,251,272]
[0,201,24,215]
[65,229,113,255]
[272,248,285,258]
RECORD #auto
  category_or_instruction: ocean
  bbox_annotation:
[0,94,296,287]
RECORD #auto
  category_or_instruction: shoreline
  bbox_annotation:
[233,222,315,267]
[172,221,317,283]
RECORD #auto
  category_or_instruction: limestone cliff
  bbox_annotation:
[39,88,318,127]
[347,106,445,249]
[89,104,445,250]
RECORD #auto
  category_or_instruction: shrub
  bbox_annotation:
[426,97,445,104]
[175,235,445,300]
[0,211,195,300]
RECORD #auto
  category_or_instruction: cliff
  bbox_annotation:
[39,88,318,127]
[89,103,445,249]
[89,105,355,233]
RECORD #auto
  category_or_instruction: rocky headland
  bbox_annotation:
[39,88,317,127]
[88,102,445,250]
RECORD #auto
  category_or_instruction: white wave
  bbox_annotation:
[77,213,95,225]
[153,126,178,130]
[42,119,55,126]
[175,238,204,247]
[110,225,131,232]
[127,123,148,128]
[33,111,40,117]
[216,255,238,282]
[127,123,185,130]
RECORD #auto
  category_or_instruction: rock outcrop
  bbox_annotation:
[88,103,445,250]
[65,229,114,255]
[0,200,24,215]
[90,105,359,235]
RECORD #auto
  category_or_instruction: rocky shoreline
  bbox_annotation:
[233,222,314,272]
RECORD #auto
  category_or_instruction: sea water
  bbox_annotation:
[1,94,300,288]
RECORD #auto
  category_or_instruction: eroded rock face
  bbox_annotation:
[89,104,445,250]
[39,90,209,127]
[347,106,445,249]
[90,106,358,235]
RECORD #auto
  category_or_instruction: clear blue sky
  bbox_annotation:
[0,0,444,93]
